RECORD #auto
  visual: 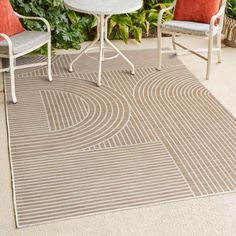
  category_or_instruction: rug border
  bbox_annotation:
[3,73,20,228]
[3,51,236,228]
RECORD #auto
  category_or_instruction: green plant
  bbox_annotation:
[226,0,236,20]
[108,0,173,43]
[11,0,95,52]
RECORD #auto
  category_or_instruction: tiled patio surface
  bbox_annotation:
[0,37,236,236]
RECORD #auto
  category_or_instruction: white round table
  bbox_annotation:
[64,0,142,86]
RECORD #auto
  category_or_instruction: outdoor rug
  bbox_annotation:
[4,50,236,227]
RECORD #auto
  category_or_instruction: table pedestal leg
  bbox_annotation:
[97,15,135,86]
[104,15,135,75]
[97,15,104,87]
[68,14,135,87]
[68,15,100,73]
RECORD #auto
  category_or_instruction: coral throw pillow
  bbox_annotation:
[174,0,221,24]
[0,0,25,41]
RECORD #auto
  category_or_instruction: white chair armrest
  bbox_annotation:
[209,0,226,32]
[0,33,13,54]
[158,0,176,26]
[14,12,51,33]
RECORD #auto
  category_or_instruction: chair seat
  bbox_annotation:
[162,20,220,36]
[0,31,50,55]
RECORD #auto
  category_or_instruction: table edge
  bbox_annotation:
[63,2,143,15]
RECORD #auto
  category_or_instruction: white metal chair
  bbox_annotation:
[0,12,52,104]
[157,0,227,80]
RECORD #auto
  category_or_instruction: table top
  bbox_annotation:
[64,0,142,15]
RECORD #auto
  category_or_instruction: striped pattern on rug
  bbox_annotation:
[12,143,193,226]
[40,90,89,131]
[4,50,236,227]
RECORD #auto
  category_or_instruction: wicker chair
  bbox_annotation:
[0,12,52,104]
[157,0,227,80]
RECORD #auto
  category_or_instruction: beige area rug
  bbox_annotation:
[4,50,236,227]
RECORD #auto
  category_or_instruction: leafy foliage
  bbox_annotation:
[11,0,174,51]
[108,0,173,43]
[226,0,236,20]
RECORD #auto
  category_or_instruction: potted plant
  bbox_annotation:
[223,0,236,47]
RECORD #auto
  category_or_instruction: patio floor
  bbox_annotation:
[0,37,236,236]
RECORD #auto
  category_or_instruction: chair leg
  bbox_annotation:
[217,32,222,63]
[9,55,17,104]
[157,27,162,71]
[206,35,214,80]
[172,34,177,50]
[47,40,53,82]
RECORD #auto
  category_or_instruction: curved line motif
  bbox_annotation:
[11,77,131,155]
[134,67,236,195]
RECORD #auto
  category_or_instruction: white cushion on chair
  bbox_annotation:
[162,20,220,36]
[0,31,50,55]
